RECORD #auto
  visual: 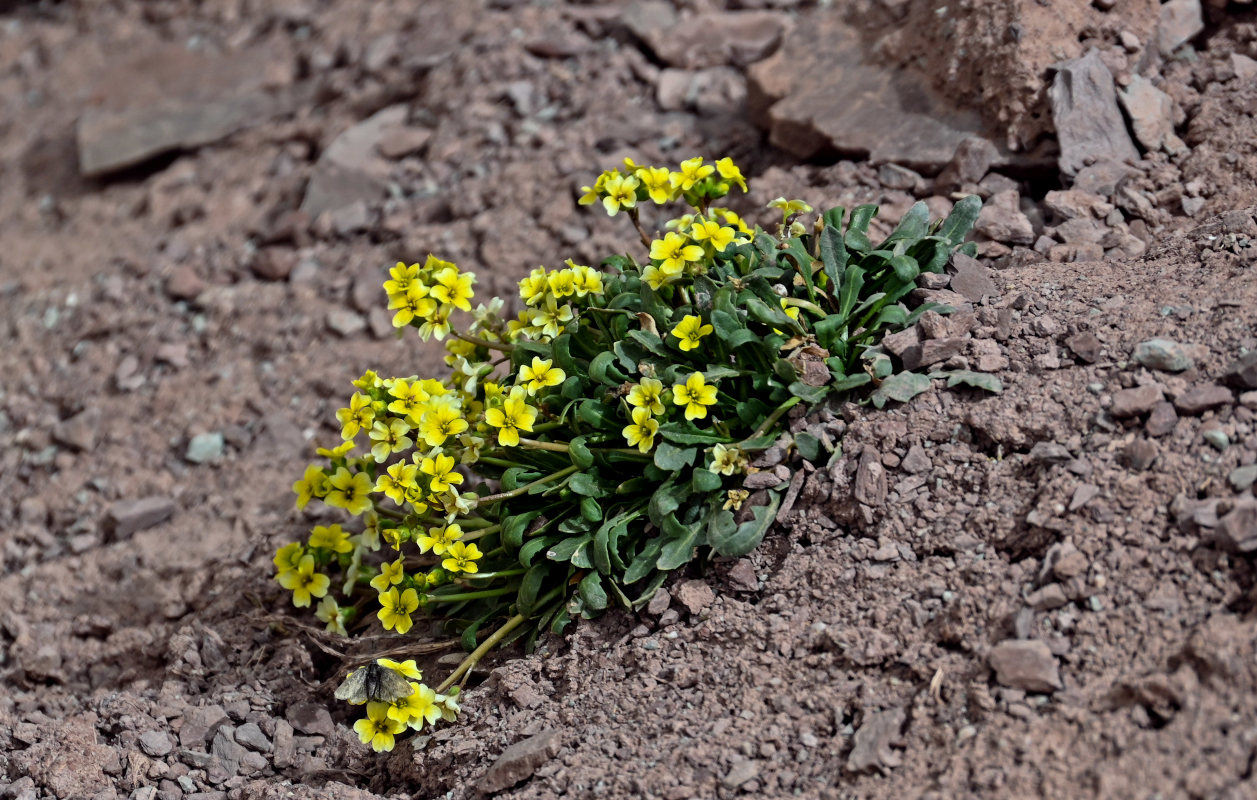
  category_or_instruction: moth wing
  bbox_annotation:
[376,667,416,702]
[334,668,368,703]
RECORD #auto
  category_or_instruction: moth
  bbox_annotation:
[334,662,415,704]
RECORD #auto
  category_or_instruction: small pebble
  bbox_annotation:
[1204,429,1230,451]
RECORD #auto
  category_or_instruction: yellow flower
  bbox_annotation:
[530,299,575,339]
[577,169,613,206]
[710,443,744,476]
[388,283,437,329]
[690,219,736,253]
[670,156,714,192]
[316,440,355,460]
[441,541,482,574]
[627,377,665,415]
[567,261,604,296]
[391,683,443,731]
[374,461,418,505]
[292,464,328,510]
[315,596,347,636]
[377,587,420,634]
[641,265,675,291]
[635,166,674,204]
[417,305,452,341]
[386,379,429,422]
[723,488,749,511]
[621,406,659,453]
[369,418,413,463]
[272,542,305,576]
[670,315,714,352]
[383,261,419,297]
[649,232,704,275]
[519,357,566,395]
[370,557,406,593]
[715,157,747,192]
[308,523,353,554]
[518,267,550,306]
[419,453,463,494]
[336,393,375,440]
[768,197,812,215]
[277,554,330,608]
[547,269,576,298]
[430,266,475,312]
[417,523,463,556]
[354,703,403,752]
[325,468,374,515]
[418,404,469,448]
[378,658,423,680]
[673,372,719,421]
[484,394,537,447]
[353,370,384,391]
[601,173,639,216]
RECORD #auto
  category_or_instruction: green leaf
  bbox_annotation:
[871,371,932,408]
[624,538,663,584]
[502,510,542,551]
[549,605,572,635]
[568,472,606,497]
[501,467,542,491]
[547,534,591,563]
[640,285,673,328]
[570,539,594,569]
[630,569,670,610]
[657,513,699,570]
[795,432,821,462]
[552,334,579,377]
[938,194,982,245]
[559,374,585,400]
[691,468,723,493]
[519,535,558,567]
[647,481,689,526]
[580,496,603,522]
[516,563,548,615]
[659,424,734,446]
[653,441,696,471]
[934,369,1004,393]
[882,201,929,246]
[710,492,781,557]
[830,372,872,393]
[889,255,920,282]
[569,436,595,469]
[578,572,608,613]
[812,314,847,352]
[577,399,616,430]
[746,297,800,332]
[837,264,866,320]
[627,329,669,357]
[788,381,829,404]
[589,351,627,385]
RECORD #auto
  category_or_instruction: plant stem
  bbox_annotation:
[748,396,801,441]
[478,465,579,505]
[518,437,570,453]
[436,613,528,692]
[461,523,502,541]
[425,586,515,604]
[627,208,652,251]
[452,328,514,353]
[373,503,406,521]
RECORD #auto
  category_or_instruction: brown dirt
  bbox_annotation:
[2,2,1256,800]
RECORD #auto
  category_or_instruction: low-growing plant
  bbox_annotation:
[273,156,982,750]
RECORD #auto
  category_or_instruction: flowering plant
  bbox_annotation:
[273,157,981,749]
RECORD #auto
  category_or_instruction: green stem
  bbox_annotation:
[373,503,406,521]
[478,456,516,469]
[452,328,515,353]
[518,438,570,453]
[478,465,579,505]
[425,587,515,604]
[436,612,529,693]
[458,567,525,581]
[747,396,801,441]
[461,523,502,541]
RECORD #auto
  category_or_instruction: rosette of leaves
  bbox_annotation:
[440,196,982,652]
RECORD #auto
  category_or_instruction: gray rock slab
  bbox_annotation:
[105,496,176,539]
[1049,49,1139,178]
[478,729,561,793]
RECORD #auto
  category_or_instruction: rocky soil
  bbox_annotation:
[1,1,1255,799]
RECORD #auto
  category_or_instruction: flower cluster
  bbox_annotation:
[345,659,460,752]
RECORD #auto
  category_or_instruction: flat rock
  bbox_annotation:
[1146,401,1179,437]
[975,192,1035,245]
[748,17,986,171]
[1111,384,1163,418]
[285,702,334,737]
[166,266,206,301]
[139,730,174,758]
[301,105,407,218]
[988,639,1063,692]
[902,337,966,371]
[948,253,998,301]
[77,45,307,178]
[1158,0,1204,55]
[633,10,789,69]
[376,126,432,159]
[1229,465,1257,492]
[725,559,759,592]
[1066,331,1103,363]
[1173,383,1233,415]
[936,136,999,188]
[1029,441,1072,464]
[846,707,905,774]
[901,444,932,473]
[53,407,101,452]
[478,729,561,793]
[1232,54,1257,83]
[1122,438,1159,471]
[1213,498,1257,554]
[882,326,921,358]
[185,432,224,464]
[233,723,271,754]
[1120,75,1184,154]
[1224,351,1257,389]
[105,496,176,539]
[674,579,715,615]
[722,760,760,789]
[326,309,367,338]
[1133,339,1196,373]
[1049,49,1140,178]
[854,448,888,507]
[1044,190,1110,220]
[180,705,229,749]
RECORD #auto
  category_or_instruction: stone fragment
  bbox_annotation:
[271,720,295,769]
[376,126,431,159]
[1119,75,1184,153]
[1146,401,1178,437]
[974,191,1035,245]
[329,201,370,236]
[633,10,788,69]
[233,723,271,754]
[139,731,174,758]
[285,703,334,737]
[1213,498,1257,553]
[180,706,229,749]
[1026,583,1069,610]
[1230,466,1257,492]
[1049,49,1140,178]
[211,728,245,776]
[185,432,224,464]
[1069,483,1100,512]
[166,266,206,301]
[646,588,671,616]
[846,707,905,773]
[478,729,561,793]
[1157,0,1204,55]
[1110,384,1163,418]
[1029,441,1072,464]
[936,137,999,188]
[674,580,715,615]
[747,17,984,170]
[251,249,295,282]
[877,163,924,192]
[105,496,176,539]
[1173,384,1233,415]
[1065,331,1102,363]
[882,326,921,358]
[1232,54,1257,83]
[917,310,951,340]
[854,448,888,507]
[1044,190,1110,220]
[326,309,366,338]
[949,253,998,302]
[1132,339,1196,373]
[902,338,966,371]
[722,759,760,788]
[1122,439,1159,471]
[744,470,787,490]
[53,407,101,452]
[726,559,759,592]
[1204,428,1230,451]
[901,444,931,474]
[77,46,306,177]
[1055,217,1105,245]
[1224,351,1257,389]
[1073,160,1137,196]
[989,639,1063,692]
[301,105,407,218]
